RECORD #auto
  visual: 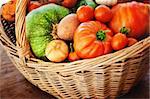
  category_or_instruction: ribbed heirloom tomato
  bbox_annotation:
[74,21,113,59]
[109,1,149,39]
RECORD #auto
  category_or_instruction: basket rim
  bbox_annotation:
[27,37,149,65]
[26,37,150,73]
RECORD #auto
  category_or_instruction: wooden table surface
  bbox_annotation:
[0,44,149,99]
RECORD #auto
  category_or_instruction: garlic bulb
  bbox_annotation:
[95,0,117,6]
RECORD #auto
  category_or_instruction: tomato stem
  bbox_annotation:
[70,43,74,52]
[120,27,129,35]
[96,30,109,41]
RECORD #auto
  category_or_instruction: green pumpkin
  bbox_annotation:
[26,4,69,59]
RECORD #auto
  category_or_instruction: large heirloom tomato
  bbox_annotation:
[109,1,149,39]
[74,21,113,59]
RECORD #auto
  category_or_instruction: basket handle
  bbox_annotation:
[15,0,32,59]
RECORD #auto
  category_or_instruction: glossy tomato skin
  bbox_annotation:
[109,1,149,39]
[74,21,113,59]
[28,2,41,12]
[95,5,112,23]
[77,6,94,22]
[102,34,113,54]
[68,52,80,62]
[61,0,77,8]
[128,38,137,46]
[111,33,128,51]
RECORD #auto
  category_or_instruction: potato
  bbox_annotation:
[57,14,80,40]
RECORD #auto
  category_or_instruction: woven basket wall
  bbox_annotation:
[0,0,150,99]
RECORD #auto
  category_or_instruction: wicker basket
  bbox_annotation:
[0,0,149,99]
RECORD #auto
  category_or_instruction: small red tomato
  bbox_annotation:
[28,2,41,12]
[68,52,80,62]
[61,0,77,8]
[48,0,57,3]
[111,33,128,50]
[77,5,94,22]
[95,5,112,23]
[128,38,138,46]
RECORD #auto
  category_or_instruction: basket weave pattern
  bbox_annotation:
[0,0,150,99]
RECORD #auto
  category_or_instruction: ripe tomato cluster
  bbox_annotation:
[77,5,112,23]
[74,5,138,59]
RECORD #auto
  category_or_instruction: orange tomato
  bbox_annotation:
[95,5,112,23]
[68,43,80,62]
[77,5,94,22]
[111,33,128,51]
[68,52,80,62]
[74,21,113,59]
[128,38,138,46]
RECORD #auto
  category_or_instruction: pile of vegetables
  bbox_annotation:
[26,1,149,62]
[1,0,149,62]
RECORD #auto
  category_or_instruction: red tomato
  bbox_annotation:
[61,0,77,8]
[102,34,112,54]
[109,1,149,39]
[95,5,112,23]
[68,52,80,62]
[111,33,128,51]
[77,6,94,22]
[128,38,138,46]
[100,26,114,37]
[28,2,41,12]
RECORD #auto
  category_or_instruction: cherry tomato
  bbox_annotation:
[77,5,94,22]
[111,33,128,50]
[128,38,138,46]
[61,0,77,8]
[68,52,80,62]
[95,5,112,23]
[28,2,41,12]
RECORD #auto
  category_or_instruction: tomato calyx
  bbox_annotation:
[96,30,110,41]
[120,27,130,35]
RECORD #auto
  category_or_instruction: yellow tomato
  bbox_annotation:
[45,40,69,62]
